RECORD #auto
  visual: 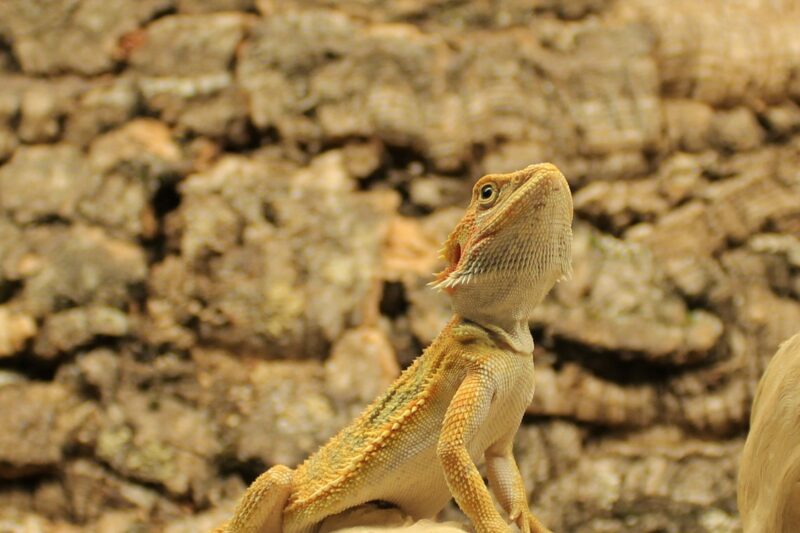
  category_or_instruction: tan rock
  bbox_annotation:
[530,361,658,427]
[235,360,342,467]
[0,383,75,476]
[95,388,220,498]
[0,0,172,75]
[14,225,147,318]
[88,119,182,177]
[709,108,764,152]
[0,306,35,357]
[151,155,397,358]
[325,326,400,405]
[0,144,97,224]
[382,216,443,280]
[534,223,724,363]
[34,306,129,359]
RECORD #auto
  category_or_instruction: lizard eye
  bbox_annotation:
[478,183,497,205]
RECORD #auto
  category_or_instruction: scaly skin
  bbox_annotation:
[216,163,573,533]
[738,331,800,533]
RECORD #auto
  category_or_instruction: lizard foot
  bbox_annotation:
[509,508,552,533]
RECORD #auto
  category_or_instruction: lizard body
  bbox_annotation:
[738,331,800,533]
[217,163,573,533]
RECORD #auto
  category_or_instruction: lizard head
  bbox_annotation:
[431,163,573,324]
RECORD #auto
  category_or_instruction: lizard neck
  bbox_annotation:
[456,313,534,354]
[449,271,560,355]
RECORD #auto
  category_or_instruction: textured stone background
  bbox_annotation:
[0,1,799,532]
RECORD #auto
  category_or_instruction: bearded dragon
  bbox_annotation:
[738,331,800,533]
[217,163,573,533]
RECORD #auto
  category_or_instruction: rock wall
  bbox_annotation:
[0,1,799,531]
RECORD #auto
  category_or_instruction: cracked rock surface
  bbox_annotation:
[1,1,799,531]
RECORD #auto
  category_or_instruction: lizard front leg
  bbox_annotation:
[486,438,552,533]
[437,371,510,533]
[223,464,293,533]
